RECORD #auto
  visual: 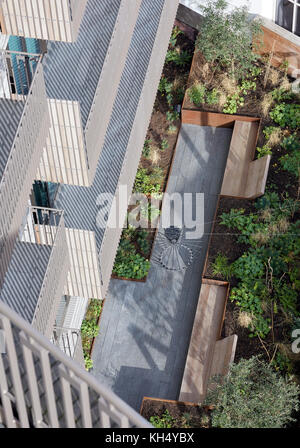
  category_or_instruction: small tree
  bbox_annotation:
[205,356,300,428]
[196,0,263,81]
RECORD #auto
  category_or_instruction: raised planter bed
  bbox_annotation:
[140,397,211,428]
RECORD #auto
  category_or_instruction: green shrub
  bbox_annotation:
[113,249,150,279]
[239,80,256,95]
[256,145,272,158]
[206,356,300,428]
[280,150,300,177]
[165,49,192,67]
[161,138,169,151]
[158,77,173,106]
[223,93,244,114]
[220,194,300,338]
[150,410,175,428]
[134,168,161,195]
[84,353,93,371]
[205,88,220,105]
[271,87,294,102]
[142,139,152,158]
[149,167,164,186]
[196,0,262,81]
[211,254,233,281]
[187,82,206,106]
[81,319,99,338]
[169,26,183,48]
[87,299,103,319]
[279,133,300,177]
[270,103,300,130]
[166,110,180,123]
[137,230,151,255]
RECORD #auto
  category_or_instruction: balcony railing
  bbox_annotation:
[52,326,84,366]
[0,300,151,428]
[0,51,49,287]
[0,0,88,42]
[19,206,69,338]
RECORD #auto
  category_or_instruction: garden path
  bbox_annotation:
[91,124,232,411]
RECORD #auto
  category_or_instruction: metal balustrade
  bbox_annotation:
[52,326,82,361]
[19,206,70,339]
[0,300,151,428]
[0,51,49,288]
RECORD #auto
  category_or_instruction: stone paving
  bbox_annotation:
[91,124,232,411]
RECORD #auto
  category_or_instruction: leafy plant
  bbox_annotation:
[256,144,272,158]
[81,319,99,338]
[161,138,169,151]
[84,353,93,371]
[270,103,300,130]
[196,0,263,81]
[279,133,300,177]
[223,93,244,114]
[158,77,174,106]
[205,88,220,105]
[166,110,179,123]
[271,87,294,102]
[150,410,175,428]
[134,168,161,195]
[211,254,233,281]
[187,82,206,106]
[86,299,103,319]
[206,356,300,428]
[142,139,152,158]
[166,48,192,67]
[239,80,256,95]
[169,26,183,48]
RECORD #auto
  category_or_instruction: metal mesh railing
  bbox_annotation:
[0,52,49,288]
[19,207,70,339]
[0,300,152,428]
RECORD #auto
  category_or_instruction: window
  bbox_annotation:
[276,0,300,35]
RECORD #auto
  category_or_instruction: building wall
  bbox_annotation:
[99,0,180,298]
[85,0,142,185]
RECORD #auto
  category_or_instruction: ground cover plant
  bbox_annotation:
[112,23,195,280]
[81,299,103,370]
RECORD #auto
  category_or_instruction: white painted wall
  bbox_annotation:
[180,0,277,21]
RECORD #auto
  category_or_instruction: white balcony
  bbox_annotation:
[1,207,69,338]
[0,51,49,286]
[0,299,151,428]
[0,0,88,42]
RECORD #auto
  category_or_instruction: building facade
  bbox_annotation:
[0,0,180,369]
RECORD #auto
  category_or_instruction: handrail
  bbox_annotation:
[0,52,43,192]
[0,299,152,428]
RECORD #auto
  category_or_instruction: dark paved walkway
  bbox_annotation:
[91,124,232,411]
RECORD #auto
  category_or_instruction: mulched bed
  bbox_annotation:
[140,398,211,429]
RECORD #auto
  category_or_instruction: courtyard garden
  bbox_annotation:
[144,0,300,428]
